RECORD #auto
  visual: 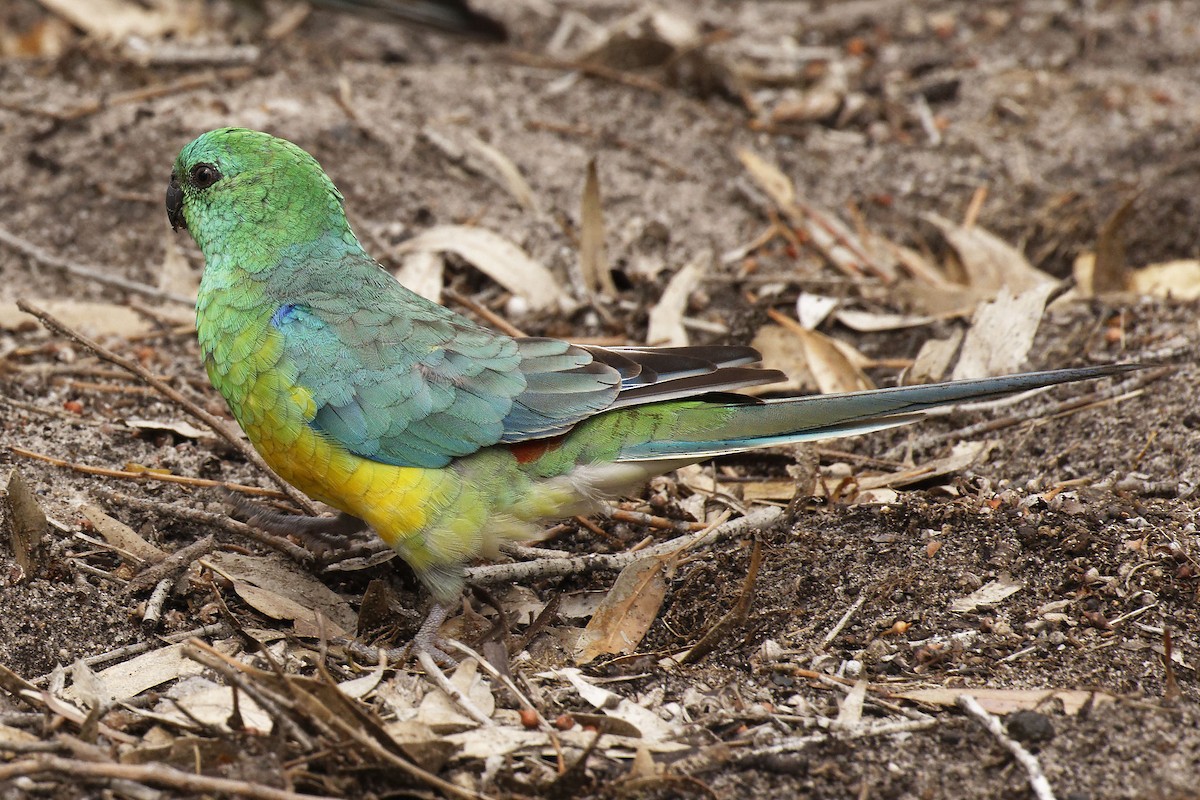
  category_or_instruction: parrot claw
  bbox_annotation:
[226,493,374,557]
[412,603,457,666]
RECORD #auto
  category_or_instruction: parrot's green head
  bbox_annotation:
[167,128,351,260]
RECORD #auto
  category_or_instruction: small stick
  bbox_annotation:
[608,508,708,533]
[124,534,217,595]
[467,507,778,586]
[957,694,1056,800]
[12,445,288,499]
[0,228,193,304]
[95,490,317,566]
[442,288,527,338]
[819,594,868,650]
[0,754,337,800]
[141,578,174,630]
[14,300,316,514]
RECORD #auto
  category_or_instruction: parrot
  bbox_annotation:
[167,127,1135,653]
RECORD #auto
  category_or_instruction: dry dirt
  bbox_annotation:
[1,1,1199,798]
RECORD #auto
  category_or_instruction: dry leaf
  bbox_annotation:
[416,658,495,733]
[907,330,963,384]
[835,309,938,332]
[951,283,1058,380]
[395,226,565,310]
[461,132,540,214]
[2,468,48,575]
[161,677,273,733]
[949,573,1024,613]
[796,293,838,329]
[203,551,356,634]
[1129,260,1200,300]
[580,158,618,296]
[124,418,213,441]
[645,256,704,347]
[897,687,1114,716]
[1092,194,1138,293]
[394,249,444,303]
[798,326,875,394]
[745,325,817,395]
[82,505,167,564]
[36,0,199,40]
[925,213,1054,296]
[63,644,202,704]
[574,555,670,663]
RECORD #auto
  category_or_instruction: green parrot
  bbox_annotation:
[167,128,1133,652]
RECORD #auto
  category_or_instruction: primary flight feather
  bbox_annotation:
[168,128,1133,642]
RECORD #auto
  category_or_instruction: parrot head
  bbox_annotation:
[167,128,349,258]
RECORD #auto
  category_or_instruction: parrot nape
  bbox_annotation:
[167,128,1136,656]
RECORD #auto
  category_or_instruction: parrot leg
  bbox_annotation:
[413,602,456,665]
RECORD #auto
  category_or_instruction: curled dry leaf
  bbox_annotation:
[395,226,566,311]
[645,256,704,347]
[924,212,1054,297]
[2,468,48,575]
[580,158,618,296]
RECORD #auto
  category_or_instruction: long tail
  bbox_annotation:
[614,364,1140,463]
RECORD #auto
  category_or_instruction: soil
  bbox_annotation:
[1,1,1198,798]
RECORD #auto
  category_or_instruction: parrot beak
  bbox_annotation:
[166,173,185,232]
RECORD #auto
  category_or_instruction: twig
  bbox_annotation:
[670,536,763,666]
[95,490,317,566]
[12,445,288,499]
[141,578,173,630]
[442,288,527,338]
[819,594,868,650]
[608,508,708,533]
[124,535,217,595]
[0,228,193,304]
[14,300,316,514]
[507,51,669,95]
[467,507,779,586]
[957,694,1056,800]
[0,755,336,800]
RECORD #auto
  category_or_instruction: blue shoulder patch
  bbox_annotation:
[270,304,299,328]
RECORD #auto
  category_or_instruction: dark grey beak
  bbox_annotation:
[166,173,185,231]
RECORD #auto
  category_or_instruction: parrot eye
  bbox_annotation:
[189,163,221,189]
